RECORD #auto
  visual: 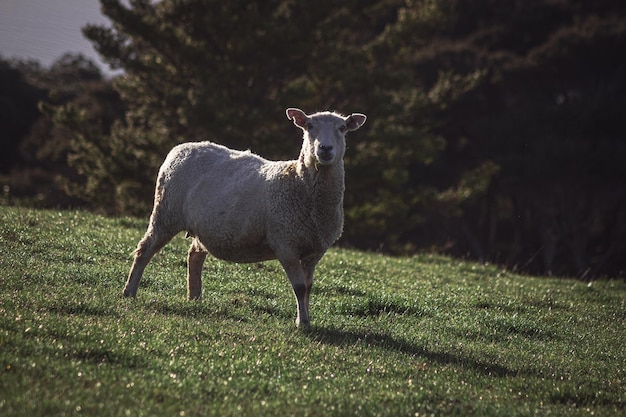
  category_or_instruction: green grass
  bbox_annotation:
[0,206,624,416]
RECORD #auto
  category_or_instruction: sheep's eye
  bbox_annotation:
[339,125,346,132]
[306,122,314,130]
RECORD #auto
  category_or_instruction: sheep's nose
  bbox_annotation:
[316,144,335,164]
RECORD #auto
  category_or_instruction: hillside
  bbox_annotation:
[0,207,624,416]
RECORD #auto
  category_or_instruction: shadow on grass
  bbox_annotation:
[337,293,430,318]
[307,325,521,378]
[69,346,151,369]
[149,298,250,322]
[147,295,293,322]
[316,284,367,297]
[47,302,121,318]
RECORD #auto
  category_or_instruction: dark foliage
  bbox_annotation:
[0,58,46,173]
[2,0,625,278]
[0,53,124,208]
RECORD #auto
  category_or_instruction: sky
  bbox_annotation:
[0,0,117,75]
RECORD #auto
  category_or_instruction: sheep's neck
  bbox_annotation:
[296,153,345,246]
[297,150,344,201]
[312,163,344,207]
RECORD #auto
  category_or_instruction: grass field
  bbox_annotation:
[0,206,624,416]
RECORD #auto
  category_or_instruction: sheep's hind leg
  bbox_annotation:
[124,229,177,297]
[187,239,207,300]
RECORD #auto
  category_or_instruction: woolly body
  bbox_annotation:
[156,141,344,263]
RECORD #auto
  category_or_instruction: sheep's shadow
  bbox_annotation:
[47,301,120,318]
[305,325,521,378]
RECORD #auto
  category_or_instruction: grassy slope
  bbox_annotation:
[0,207,624,416]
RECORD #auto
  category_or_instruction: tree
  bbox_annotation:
[1,53,122,208]
[57,0,625,276]
[424,0,626,277]
[68,0,477,235]
[0,57,45,173]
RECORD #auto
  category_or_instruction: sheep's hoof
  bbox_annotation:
[122,288,136,297]
[296,319,311,328]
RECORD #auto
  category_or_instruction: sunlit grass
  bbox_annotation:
[1,207,624,416]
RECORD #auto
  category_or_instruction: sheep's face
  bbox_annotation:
[286,108,367,166]
[308,115,347,166]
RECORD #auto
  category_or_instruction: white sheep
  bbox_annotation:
[123,108,366,326]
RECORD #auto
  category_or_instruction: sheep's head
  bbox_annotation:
[287,108,366,167]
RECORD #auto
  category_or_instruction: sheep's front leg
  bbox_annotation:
[301,256,320,318]
[279,258,310,327]
[187,239,207,300]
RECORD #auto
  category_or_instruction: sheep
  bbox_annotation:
[123,108,367,327]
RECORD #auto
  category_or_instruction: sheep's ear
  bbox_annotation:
[286,108,309,129]
[345,113,367,131]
